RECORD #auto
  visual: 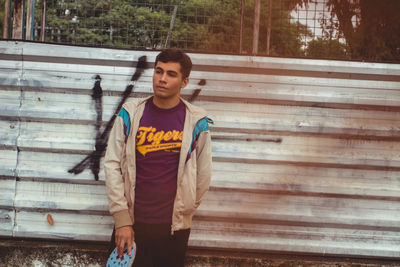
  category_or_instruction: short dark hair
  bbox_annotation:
[155,49,192,79]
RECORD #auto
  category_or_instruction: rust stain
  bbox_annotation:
[47,214,54,226]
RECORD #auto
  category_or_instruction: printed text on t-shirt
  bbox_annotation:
[136,126,183,156]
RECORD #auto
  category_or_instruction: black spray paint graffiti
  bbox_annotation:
[68,56,147,180]
[68,55,206,180]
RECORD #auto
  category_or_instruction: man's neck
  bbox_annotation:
[152,95,181,109]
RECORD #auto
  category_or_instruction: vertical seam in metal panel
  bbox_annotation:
[12,44,24,238]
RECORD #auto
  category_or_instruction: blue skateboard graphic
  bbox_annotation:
[107,242,136,267]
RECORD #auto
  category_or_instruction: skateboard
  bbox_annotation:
[106,241,136,267]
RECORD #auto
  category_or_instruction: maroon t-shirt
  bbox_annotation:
[134,98,186,224]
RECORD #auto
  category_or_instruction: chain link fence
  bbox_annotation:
[1,0,333,55]
[2,0,399,62]
[34,0,240,51]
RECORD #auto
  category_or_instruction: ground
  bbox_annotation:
[1,239,399,267]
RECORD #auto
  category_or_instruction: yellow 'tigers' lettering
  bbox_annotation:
[136,127,183,146]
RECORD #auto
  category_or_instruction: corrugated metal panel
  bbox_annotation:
[13,211,113,241]
[0,40,400,258]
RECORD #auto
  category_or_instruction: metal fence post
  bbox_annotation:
[239,0,245,54]
[40,0,46,42]
[3,0,11,38]
[12,0,24,39]
[266,0,273,55]
[25,0,35,40]
[165,5,178,49]
[252,0,261,55]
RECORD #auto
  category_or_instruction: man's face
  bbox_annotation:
[152,61,188,102]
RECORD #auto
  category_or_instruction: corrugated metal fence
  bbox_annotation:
[1,41,400,258]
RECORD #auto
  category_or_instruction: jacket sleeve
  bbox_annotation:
[194,125,212,209]
[104,111,133,229]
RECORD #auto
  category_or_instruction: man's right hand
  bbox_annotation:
[115,225,134,259]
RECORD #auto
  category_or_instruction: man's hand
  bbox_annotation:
[115,225,134,258]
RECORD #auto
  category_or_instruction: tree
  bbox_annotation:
[1,0,6,38]
[38,0,175,48]
[323,0,400,62]
[176,0,312,56]
[33,0,313,56]
[305,37,349,60]
[174,0,241,52]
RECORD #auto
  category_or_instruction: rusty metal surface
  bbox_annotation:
[0,40,400,258]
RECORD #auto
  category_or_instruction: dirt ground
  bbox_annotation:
[1,239,399,267]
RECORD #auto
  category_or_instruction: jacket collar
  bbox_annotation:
[180,97,208,123]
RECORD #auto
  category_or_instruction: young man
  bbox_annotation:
[104,49,212,266]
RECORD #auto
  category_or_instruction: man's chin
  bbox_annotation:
[154,92,171,99]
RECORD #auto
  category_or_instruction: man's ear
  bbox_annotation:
[181,77,189,89]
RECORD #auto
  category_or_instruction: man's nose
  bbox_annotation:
[160,73,167,82]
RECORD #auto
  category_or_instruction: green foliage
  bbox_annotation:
[238,0,312,57]
[33,0,311,56]
[3,0,399,62]
[0,0,5,38]
[175,0,240,52]
[174,0,312,56]
[37,0,181,48]
[305,37,349,60]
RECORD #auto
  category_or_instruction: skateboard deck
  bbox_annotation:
[106,241,136,267]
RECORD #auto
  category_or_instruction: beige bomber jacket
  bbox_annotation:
[104,96,212,233]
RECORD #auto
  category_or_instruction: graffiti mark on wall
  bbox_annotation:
[68,56,147,180]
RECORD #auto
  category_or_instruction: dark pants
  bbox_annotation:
[110,223,190,267]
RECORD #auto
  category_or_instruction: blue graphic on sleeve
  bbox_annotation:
[118,108,131,138]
